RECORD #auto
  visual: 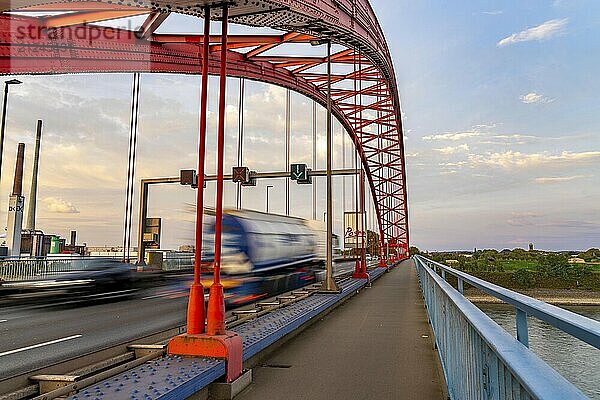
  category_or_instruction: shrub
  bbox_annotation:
[513,268,535,288]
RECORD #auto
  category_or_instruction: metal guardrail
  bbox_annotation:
[0,257,104,282]
[160,256,194,271]
[0,256,194,282]
[414,255,599,400]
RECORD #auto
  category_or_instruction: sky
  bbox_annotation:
[381,0,600,251]
[1,1,599,251]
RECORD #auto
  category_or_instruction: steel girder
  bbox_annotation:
[0,0,408,253]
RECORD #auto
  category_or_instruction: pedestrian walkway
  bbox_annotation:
[237,260,446,400]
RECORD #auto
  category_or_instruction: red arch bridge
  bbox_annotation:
[0,0,410,391]
[0,0,408,251]
[0,0,408,323]
[1,3,599,400]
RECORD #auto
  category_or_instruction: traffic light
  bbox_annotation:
[290,163,312,184]
[180,169,198,188]
[232,167,257,186]
[242,171,257,186]
[232,166,249,183]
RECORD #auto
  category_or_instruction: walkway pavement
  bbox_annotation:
[237,260,446,400]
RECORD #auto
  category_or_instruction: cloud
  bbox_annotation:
[479,134,539,146]
[520,92,554,104]
[507,212,542,226]
[482,10,503,15]
[534,175,587,184]
[438,161,468,168]
[468,151,600,169]
[434,144,470,154]
[43,197,80,213]
[423,131,480,141]
[489,134,536,140]
[422,124,497,142]
[440,170,457,175]
[497,18,568,47]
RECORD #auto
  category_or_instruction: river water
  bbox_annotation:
[479,304,600,399]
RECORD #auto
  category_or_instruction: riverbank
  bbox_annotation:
[466,288,600,306]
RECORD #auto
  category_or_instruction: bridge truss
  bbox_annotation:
[0,0,408,253]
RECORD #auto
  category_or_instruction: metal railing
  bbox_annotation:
[0,255,195,282]
[161,256,194,271]
[0,257,108,282]
[414,255,600,400]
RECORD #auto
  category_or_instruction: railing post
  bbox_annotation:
[516,308,529,347]
[457,278,464,295]
[441,269,446,281]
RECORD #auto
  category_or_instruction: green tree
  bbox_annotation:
[538,253,570,278]
[513,268,535,288]
[408,246,420,256]
[509,248,530,260]
[366,230,380,257]
[578,248,600,262]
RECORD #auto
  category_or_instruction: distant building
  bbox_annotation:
[529,243,534,251]
[20,230,85,256]
[178,244,194,253]
[446,259,459,265]
[87,246,137,258]
[568,257,586,264]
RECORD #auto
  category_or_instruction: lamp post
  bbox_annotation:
[311,38,340,293]
[0,79,22,185]
[266,185,273,213]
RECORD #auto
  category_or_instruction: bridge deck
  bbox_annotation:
[237,260,446,400]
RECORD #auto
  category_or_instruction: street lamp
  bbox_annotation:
[266,185,274,213]
[311,38,340,293]
[0,79,22,185]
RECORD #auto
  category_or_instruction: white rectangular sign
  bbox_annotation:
[344,211,366,249]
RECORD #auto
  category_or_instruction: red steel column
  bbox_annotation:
[359,169,367,274]
[377,80,387,268]
[358,49,366,275]
[187,6,211,335]
[352,49,361,276]
[352,49,368,279]
[206,4,228,336]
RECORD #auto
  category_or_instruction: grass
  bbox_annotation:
[500,259,539,271]
[586,262,600,271]
[499,259,600,271]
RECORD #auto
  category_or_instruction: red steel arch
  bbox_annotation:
[0,0,408,254]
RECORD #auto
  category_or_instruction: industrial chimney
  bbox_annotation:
[26,120,42,231]
[6,143,25,257]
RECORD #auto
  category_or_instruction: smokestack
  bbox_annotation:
[6,143,25,257]
[70,230,76,247]
[12,142,25,196]
[26,120,42,231]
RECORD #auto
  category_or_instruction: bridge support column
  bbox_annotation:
[379,242,388,267]
[169,5,242,383]
[318,38,340,293]
[352,58,368,280]
[186,3,212,337]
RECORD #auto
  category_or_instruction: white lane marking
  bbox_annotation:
[0,320,7,323]
[0,334,82,357]
[142,293,170,300]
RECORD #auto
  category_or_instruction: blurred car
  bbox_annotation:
[1,259,138,304]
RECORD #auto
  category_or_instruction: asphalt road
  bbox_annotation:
[0,287,189,381]
[0,261,360,383]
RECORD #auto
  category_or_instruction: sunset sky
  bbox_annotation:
[1,0,599,251]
